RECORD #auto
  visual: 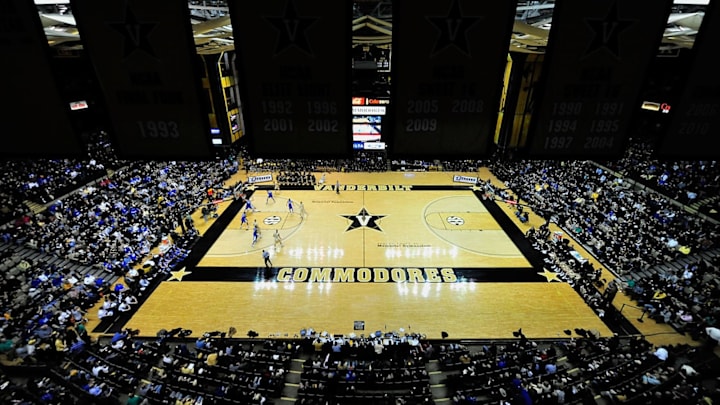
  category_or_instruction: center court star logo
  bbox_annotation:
[426,0,483,57]
[107,2,158,59]
[583,1,634,59]
[341,207,385,232]
[265,0,318,56]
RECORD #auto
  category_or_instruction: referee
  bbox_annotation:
[262,250,272,268]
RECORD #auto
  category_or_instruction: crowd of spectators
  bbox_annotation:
[624,253,720,340]
[0,247,109,366]
[339,151,389,172]
[247,150,389,186]
[525,223,614,320]
[440,160,486,173]
[489,159,719,276]
[0,132,125,224]
[488,151,720,344]
[0,132,244,393]
[295,330,434,405]
[1,154,238,275]
[246,158,337,175]
[443,332,717,404]
[2,320,718,405]
[276,171,317,187]
[599,138,720,206]
[1,327,294,404]
[0,232,197,370]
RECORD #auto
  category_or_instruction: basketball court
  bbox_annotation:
[120,171,613,340]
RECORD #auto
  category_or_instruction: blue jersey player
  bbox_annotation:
[240,211,249,230]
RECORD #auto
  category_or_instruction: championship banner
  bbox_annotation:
[391,0,517,158]
[0,0,82,158]
[658,1,720,158]
[70,0,213,160]
[527,0,672,159]
[228,0,351,158]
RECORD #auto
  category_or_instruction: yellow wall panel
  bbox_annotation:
[494,54,513,144]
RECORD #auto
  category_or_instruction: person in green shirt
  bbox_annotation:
[126,394,147,405]
[0,339,14,353]
[75,322,87,339]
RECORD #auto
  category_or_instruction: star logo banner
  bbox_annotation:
[391,0,517,159]
[527,0,673,159]
[229,0,352,159]
[70,0,213,160]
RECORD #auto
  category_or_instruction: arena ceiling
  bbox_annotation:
[35,0,708,55]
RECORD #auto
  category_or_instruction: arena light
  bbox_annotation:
[641,101,661,112]
[69,100,88,111]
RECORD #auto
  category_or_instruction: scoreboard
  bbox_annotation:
[527,0,673,159]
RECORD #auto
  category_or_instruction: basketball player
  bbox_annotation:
[297,201,306,217]
[244,196,255,213]
[266,189,275,204]
[287,198,294,213]
[273,229,283,249]
[252,225,260,246]
[240,210,249,230]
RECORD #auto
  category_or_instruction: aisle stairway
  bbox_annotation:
[689,195,720,221]
[276,357,305,404]
[22,200,45,215]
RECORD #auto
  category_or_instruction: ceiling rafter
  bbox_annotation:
[34,1,705,56]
